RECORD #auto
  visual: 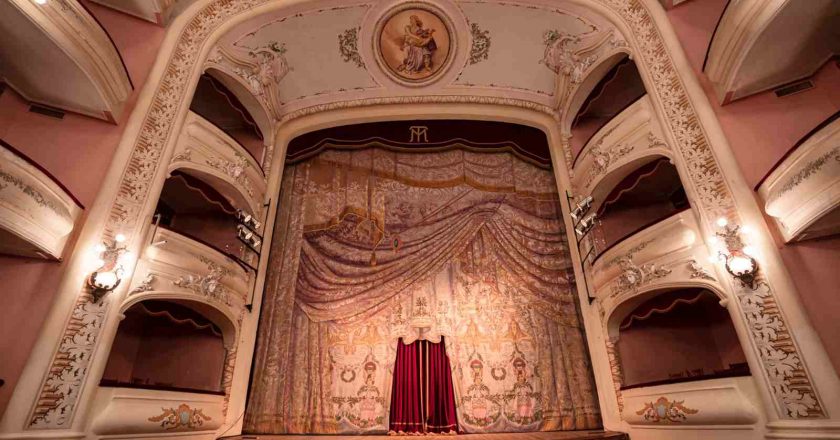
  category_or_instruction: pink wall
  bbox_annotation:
[666,0,840,372]
[0,2,165,415]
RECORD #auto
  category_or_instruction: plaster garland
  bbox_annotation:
[25,0,826,430]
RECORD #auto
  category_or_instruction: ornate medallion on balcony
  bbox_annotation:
[590,211,720,316]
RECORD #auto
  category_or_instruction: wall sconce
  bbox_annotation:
[86,234,133,302]
[570,195,593,221]
[712,218,759,290]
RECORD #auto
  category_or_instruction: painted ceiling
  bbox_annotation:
[209,0,626,118]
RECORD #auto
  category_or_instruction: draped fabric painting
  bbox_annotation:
[244,145,601,434]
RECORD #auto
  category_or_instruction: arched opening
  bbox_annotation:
[154,171,246,259]
[190,73,266,165]
[569,56,646,161]
[100,300,228,394]
[614,288,750,389]
[591,157,689,256]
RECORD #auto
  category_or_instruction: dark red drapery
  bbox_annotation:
[389,338,458,434]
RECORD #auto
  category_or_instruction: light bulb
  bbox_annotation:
[94,243,107,253]
[115,233,126,243]
[716,217,728,227]
[741,225,753,236]
[93,271,119,289]
[728,255,754,274]
[742,245,757,257]
[117,250,134,266]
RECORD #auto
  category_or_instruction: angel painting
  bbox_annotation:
[378,8,450,82]
[397,15,437,74]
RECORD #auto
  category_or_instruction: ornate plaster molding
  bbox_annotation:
[338,27,365,68]
[467,22,491,65]
[598,0,823,418]
[170,111,267,216]
[572,95,671,197]
[635,397,698,423]
[758,117,840,242]
[0,143,82,259]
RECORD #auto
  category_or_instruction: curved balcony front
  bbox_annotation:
[125,226,252,329]
[0,141,83,259]
[169,111,267,218]
[758,115,840,242]
[588,210,720,318]
[90,387,224,437]
[572,95,672,201]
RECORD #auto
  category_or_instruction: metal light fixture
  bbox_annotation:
[236,209,261,231]
[87,234,133,302]
[237,224,262,252]
[570,195,593,221]
[575,212,598,237]
[714,218,759,290]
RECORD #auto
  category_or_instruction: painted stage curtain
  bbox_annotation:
[244,148,601,434]
[389,338,458,434]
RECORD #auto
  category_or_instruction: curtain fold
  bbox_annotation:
[389,339,424,434]
[426,338,458,434]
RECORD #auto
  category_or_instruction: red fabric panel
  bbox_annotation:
[427,338,459,433]
[389,338,459,434]
[389,339,424,433]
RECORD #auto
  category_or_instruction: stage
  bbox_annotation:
[224,431,628,440]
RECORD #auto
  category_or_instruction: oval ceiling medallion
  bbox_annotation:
[374,2,455,86]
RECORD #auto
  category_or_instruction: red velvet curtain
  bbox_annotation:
[389,338,458,434]
[426,339,458,433]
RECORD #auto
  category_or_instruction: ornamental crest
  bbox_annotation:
[148,404,211,430]
[636,397,698,423]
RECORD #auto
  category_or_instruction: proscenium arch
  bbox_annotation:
[11,0,836,435]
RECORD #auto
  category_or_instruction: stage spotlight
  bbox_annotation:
[236,209,261,231]
[237,224,262,251]
[570,196,593,221]
[575,213,597,237]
